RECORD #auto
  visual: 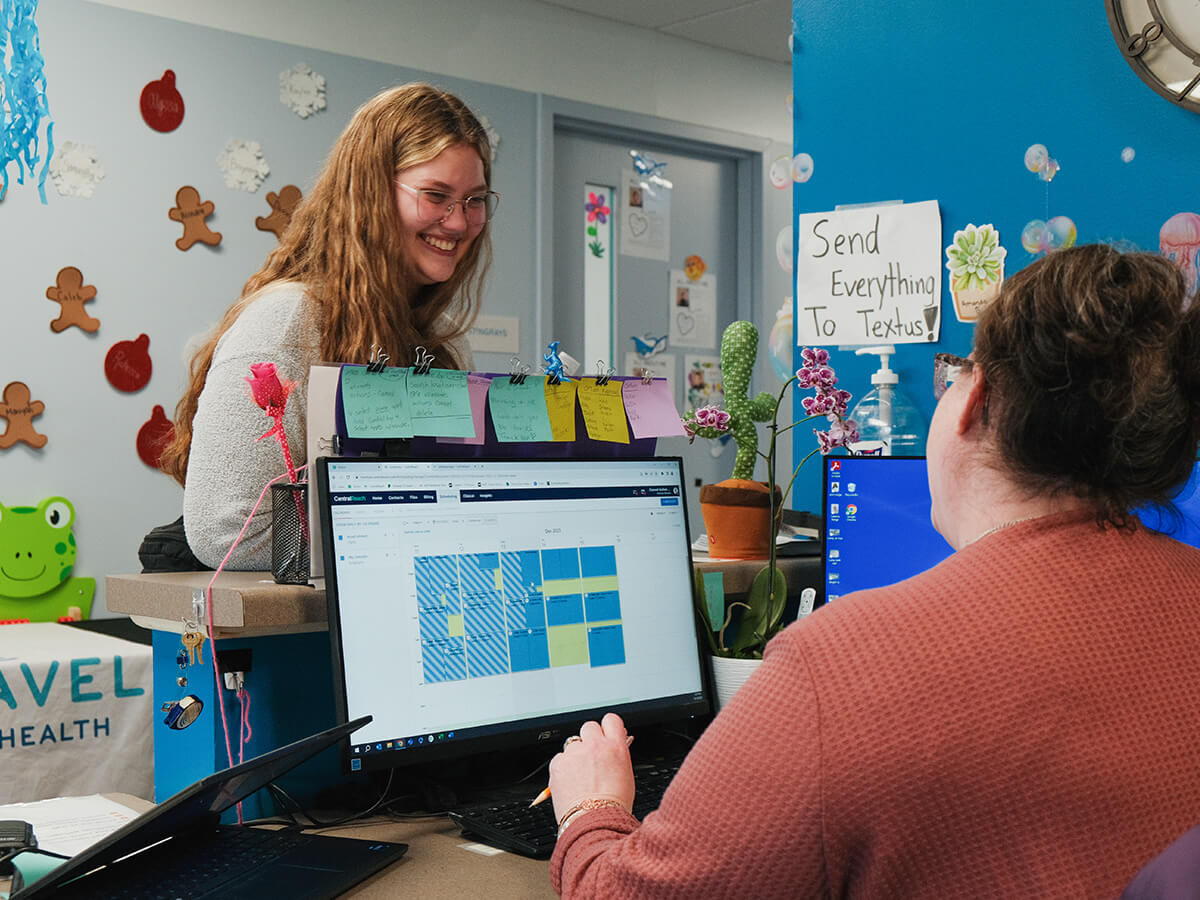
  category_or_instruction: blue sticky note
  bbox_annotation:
[408,368,475,437]
[488,377,555,442]
[340,366,413,438]
[702,571,725,630]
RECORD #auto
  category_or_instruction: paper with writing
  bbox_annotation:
[488,376,555,442]
[437,374,491,445]
[408,367,474,437]
[621,378,687,439]
[340,365,413,438]
[577,378,630,443]
[545,380,579,441]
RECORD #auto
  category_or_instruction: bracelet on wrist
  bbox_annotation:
[556,797,627,834]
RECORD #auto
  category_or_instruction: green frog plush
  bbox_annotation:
[0,496,95,621]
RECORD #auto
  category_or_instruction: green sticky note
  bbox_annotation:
[340,365,413,438]
[488,376,555,442]
[408,368,475,437]
[702,571,725,630]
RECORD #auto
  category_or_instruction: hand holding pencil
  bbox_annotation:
[530,733,634,807]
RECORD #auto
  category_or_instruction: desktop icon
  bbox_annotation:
[847,483,856,493]
[830,460,841,471]
[829,549,840,559]
[846,503,858,517]
[830,503,840,516]
[830,482,840,493]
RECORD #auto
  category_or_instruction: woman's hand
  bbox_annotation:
[548,712,636,828]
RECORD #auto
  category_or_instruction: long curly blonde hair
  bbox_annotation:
[160,83,493,485]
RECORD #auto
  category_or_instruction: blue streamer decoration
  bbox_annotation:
[0,0,54,203]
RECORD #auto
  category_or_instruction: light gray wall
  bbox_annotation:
[1,1,791,616]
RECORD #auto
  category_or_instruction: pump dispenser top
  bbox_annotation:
[848,345,926,456]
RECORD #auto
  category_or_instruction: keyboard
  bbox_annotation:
[449,758,682,859]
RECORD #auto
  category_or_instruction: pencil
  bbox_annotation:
[529,735,634,807]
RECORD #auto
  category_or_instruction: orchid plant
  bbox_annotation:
[688,345,859,658]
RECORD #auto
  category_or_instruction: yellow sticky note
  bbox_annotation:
[576,378,630,443]
[545,380,578,441]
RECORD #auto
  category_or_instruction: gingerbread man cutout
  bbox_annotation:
[255,184,303,240]
[0,382,47,450]
[46,266,101,334]
[169,185,222,251]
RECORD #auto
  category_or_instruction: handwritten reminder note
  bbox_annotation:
[488,377,555,442]
[795,200,942,345]
[341,366,413,438]
[408,368,474,438]
[545,380,579,441]
[577,378,630,443]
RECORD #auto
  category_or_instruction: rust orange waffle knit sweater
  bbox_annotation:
[551,511,1200,898]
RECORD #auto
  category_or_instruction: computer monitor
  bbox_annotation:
[316,456,710,773]
[822,455,954,603]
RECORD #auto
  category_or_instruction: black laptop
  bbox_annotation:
[12,716,408,899]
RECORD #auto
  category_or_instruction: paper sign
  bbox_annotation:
[702,571,726,630]
[620,169,670,261]
[438,374,491,446]
[621,378,687,439]
[467,314,520,354]
[341,365,413,438]
[795,199,942,345]
[668,269,717,348]
[545,380,578,441]
[408,368,474,437]
[576,378,630,443]
[488,377,554,442]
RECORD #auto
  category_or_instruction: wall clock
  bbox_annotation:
[1106,0,1200,113]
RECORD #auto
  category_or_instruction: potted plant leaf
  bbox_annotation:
[684,322,858,704]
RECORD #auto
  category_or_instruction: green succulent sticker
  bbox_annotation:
[945,223,1007,322]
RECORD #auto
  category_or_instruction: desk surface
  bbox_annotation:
[90,794,557,899]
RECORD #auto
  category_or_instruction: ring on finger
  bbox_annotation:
[563,735,583,751]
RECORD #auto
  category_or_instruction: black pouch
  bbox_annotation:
[137,515,212,572]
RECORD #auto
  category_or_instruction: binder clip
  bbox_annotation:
[508,356,530,385]
[318,435,343,455]
[634,366,654,385]
[366,345,390,373]
[595,360,615,386]
[412,346,435,376]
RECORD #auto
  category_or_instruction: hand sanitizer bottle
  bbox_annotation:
[847,345,926,456]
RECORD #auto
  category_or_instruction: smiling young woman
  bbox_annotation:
[156,83,497,571]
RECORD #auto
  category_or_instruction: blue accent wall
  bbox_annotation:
[790,0,1200,512]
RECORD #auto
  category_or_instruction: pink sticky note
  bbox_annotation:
[621,378,688,439]
[437,374,490,445]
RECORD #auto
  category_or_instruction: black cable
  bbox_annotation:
[266,769,397,829]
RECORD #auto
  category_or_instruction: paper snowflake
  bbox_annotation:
[280,64,327,119]
[478,114,500,162]
[217,138,270,192]
[48,141,105,198]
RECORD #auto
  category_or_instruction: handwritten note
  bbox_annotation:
[576,378,630,443]
[488,376,555,442]
[621,378,687,439]
[545,380,578,441]
[408,368,474,437]
[340,365,413,438]
[795,199,942,345]
[438,374,491,445]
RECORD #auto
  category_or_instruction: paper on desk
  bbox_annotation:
[0,794,140,857]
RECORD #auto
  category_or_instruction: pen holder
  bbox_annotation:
[271,481,310,585]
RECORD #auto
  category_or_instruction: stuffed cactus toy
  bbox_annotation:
[684,320,776,481]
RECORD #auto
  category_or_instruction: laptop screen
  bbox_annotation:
[317,456,709,772]
[822,455,954,603]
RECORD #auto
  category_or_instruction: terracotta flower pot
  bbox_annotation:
[699,478,782,559]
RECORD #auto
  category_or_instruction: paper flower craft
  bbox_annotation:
[48,141,104,198]
[279,64,326,119]
[217,138,270,192]
[246,362,299,483]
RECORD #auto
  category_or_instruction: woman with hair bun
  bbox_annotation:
[156,83,498,570]
[546,244,1200,898]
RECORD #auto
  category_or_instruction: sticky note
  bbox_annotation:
[576,378,630,443]
[438,374,491,445]
[621,378,687,438]
[340,365,413,438]
[545,380,578,441]
[408,367,474,437]
[702,571,725,630]
[488,376,555,442]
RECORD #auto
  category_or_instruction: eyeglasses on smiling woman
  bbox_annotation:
[396,182,501,226]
